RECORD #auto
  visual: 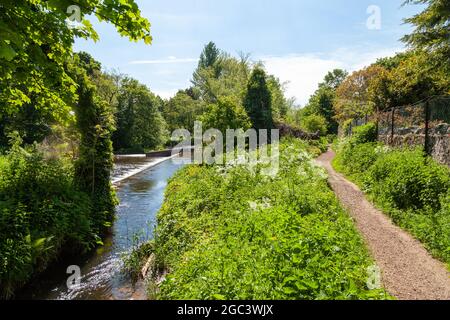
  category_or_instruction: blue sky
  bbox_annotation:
[74,0,424,105]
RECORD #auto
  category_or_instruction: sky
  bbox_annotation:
[74,0,424,106]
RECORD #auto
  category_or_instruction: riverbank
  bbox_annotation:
[140,138,389,300]
[15,156,186,300]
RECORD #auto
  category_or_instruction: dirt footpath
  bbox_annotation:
[316,150,450,300]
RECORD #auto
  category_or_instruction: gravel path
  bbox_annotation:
[316,149,450,300]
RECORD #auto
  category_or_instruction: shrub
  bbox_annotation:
[300,114,327,136]
[364,148,450,211]
[0,144,95,298]
[335,142,381,180]
[351,122,377,144]
[334,140,450,264]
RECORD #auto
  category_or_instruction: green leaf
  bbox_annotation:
[0,43,17,61]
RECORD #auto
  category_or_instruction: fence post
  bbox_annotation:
[390,107,395,145]
[424,100,430,156]
[375,106,379,141]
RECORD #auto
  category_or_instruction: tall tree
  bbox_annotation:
[0,0,152,120]
[334,66,384,121]
[69,54,117,234]
[267,75,292,122]
[300,69,347,134]
[243,68,273,130]
[192,53,250,103]
[198,41,220,69]
[402,0,450,67]
[113,78,167,151]
[321,69,348,90]
[303,86,338,134]
[200,97,251,135]
[163,91,206,133]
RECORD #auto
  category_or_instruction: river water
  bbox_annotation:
[18,156,185,300]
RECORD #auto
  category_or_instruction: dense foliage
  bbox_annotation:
[402,0,450,69]
[0,139,95,298]
[147,139,388,300]
[69,55,118,234]
[298,69,347,134]
[113,78,167,153]
[0,0,151,122]
[333,137,450,264]
[0,0,152,298]
[243,68,274,131]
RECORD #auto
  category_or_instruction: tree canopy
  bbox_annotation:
[0,0,151,120]
[402,0,450,65]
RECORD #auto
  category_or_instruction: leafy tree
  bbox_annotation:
[300,114,327,136]
[321,69,348,90]
[0,0,151,120]
[302,86,338,134]
[334,66,385,121]
[163,91,206,133]
[113,78,167,152]
[300,69,347,134]
[402,0,450,68]
[243,68,274,131]
[267,75,292,122]
[200,97,251,134]
[192,42,223,99]
[68,55,117,234]
[374,51,413,70]
[388,51,449,104]
[198,41,220,70]
[192,52,250,103]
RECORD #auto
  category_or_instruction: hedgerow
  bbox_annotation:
[333,137,450,264]
[149,138,388,300]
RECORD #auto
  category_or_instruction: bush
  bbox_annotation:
[150,139,388,300]
[334,141,381,181]
[334,140,450,264]
[351,123,377,144]
[0,144,96,298]
[300,114,327,136]
[364,149,450,211]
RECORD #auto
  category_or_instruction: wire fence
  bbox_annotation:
[345,95,450,167]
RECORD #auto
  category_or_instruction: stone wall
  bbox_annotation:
[378,123,450,167]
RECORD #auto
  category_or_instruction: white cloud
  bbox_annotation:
[261,46,402,106]
[153,88,179,99]
[129,57,198,65]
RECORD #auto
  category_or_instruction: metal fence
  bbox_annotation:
[346,95,450,166]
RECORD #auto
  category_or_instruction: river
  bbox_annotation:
[17,156,185,300]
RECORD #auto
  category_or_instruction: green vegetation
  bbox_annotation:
[243,68,274,131]
[297,69,348,134]
[0,0,152,298]
[200,98,251,135]
[146,139,388,300]
[113,77,168,153]
[0,138,95,298]
[333,134,450,264]
[300,114,328,136]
